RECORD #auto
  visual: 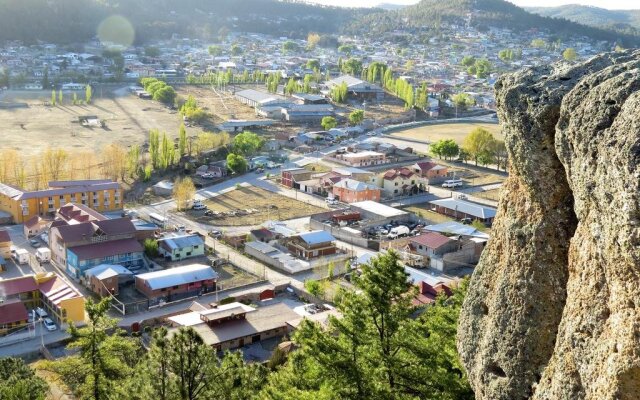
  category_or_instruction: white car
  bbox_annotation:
[192,203,207,210]
[43,318,57,331]
[201,173,215,179]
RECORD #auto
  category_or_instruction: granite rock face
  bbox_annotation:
[458,50,640,400]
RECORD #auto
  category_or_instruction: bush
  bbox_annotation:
[143,239,159,257]
[219,296,236,305]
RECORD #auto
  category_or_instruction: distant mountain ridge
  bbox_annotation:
[0,0,372,44]
[527,4,640,36]
[346,0,640,46]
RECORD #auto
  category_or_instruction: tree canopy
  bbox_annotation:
[0,357,48,400]
[232,131,264,156]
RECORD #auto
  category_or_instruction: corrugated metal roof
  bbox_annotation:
[136,264,218,291]
[159,234,204,250]
[297,230,335,245]
[429,198,497,219]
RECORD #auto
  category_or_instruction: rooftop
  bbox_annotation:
[296,230,336,245]
[411,232,455,250]
[69,238,143,261]
[333,178,380,192]
[0,300,28,325]
[158,234,204,250]
[350,200,409,218]
[136,264,218,291]
[429,198,497,219]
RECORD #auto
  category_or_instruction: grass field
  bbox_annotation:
[401,207,455,225]
[189,186,324,226]
[390,122,503,145]
[0,88,190,157]
[473,188,501,202]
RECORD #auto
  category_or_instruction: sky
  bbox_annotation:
[304,0,640,10]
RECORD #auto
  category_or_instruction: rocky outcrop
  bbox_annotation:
[458,50,640,400]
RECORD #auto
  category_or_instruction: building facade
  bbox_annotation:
[0,180,122,223]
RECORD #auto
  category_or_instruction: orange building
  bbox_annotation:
[0,180,122,223]
[332,178,381,203]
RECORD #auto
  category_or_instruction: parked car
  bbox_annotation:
[201,173,215,179]
[43,318,57,331]
[208,230,222,238]
[460,218,473,225]
[192,203,207,211]
[387,225,410,239]
[29,239,40,248]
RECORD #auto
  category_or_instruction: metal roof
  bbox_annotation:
[423,221,490,239]
[333,178,380,192]
[136,264,218,290]
[429,198,497,219]
[84,264,133,280]
[351,201,408,218]
[159,234,204,250]
[296,230,335,245]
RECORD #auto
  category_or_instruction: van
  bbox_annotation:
[36,248,51,263]
[442,179,463,188]
[387,225,410,239]
[13,248,29,265]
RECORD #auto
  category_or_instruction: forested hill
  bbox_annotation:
[344,0,640,46]
[0,0,372,44]
[527,5,640,37]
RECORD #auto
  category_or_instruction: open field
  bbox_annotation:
[444,164,507,186]
[401,207,456,225]
[390,122,503,144]
[0,88,191,157]
[473,188,501,202]
[175,86,260,126]
[187,186,324,226]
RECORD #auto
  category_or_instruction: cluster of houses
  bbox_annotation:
[281,160,450,202]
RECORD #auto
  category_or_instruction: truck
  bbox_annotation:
[13,248,29,265]
[387,225,410,240]
[36,248,51,263]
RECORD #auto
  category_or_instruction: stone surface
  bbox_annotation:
[458,50,640,400]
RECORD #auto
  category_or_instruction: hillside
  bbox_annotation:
[345,0,640,46]
[527,5,640,37]
[0,0,372,44]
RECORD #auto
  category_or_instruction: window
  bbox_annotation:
[59,195,64,200]
[48,196,53,201]
[395,182,398,186]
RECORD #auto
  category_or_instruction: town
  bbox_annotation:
[0,0,632,398]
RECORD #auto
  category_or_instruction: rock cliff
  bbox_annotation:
[457,50,640,400]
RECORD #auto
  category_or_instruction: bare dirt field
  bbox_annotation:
[175,86,260,126]
[0,88,191,157]
[187,186,324,226]
[390,122,503,144]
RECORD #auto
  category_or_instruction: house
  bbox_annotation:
[167,301,299,351]
[0,179,122,223]
[50,207,144,279]
[412,161,448,183]
[376,167,426,197]
[152,181,174,197]
[0,273,85,330]
[24,215,49,238]
[135,264,218,300]
[286,230,337,260]
[0,300,29,336]
[158,234,205,261]
[335,151,386,167]
[332,179,381,203]
[83,264,133,297]
[409,232,459,258]
[405,266,454,305]
[250,228,278,243]
[350,200,411,225]
[281,168,314,189]
[325,75,384,100]
[0,230,11,259]
[292,93,328,105]
[429,198,497,225]
[281,104,334,123]
[235,89,290,109]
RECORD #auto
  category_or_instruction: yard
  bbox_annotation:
[401,206,456,225]
[186,186,324,226]
[390,122,503,145]
[175,85,262,128]
[473,188,501,202]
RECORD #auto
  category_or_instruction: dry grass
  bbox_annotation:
[188,186,324,226]
[401,206,455,224]
[175,86,259,126]
[442,164,506,185]
[0,88,188,157]
[303,163,331,173]
[391,122,503,144]
[215,262,260,288]
[473,188,502,202]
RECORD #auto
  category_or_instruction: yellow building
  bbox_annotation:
[0,180,123,223]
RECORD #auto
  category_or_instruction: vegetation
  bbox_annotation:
[0,357,48,400]
[431,139,460,160]
[141,78,177,105]
[262,251,473,399]
[321,116,337,131]
[349,109,365,126]
[179,95,208,124]
[330,81,348,103]
[144,238,159,257]
[226,153,248,174]
[467,58,492,78]
[232,131,264,156]
[452,93,476,110]
[463,127,499,166]
[563,47,578,61]
[173,177,196,211]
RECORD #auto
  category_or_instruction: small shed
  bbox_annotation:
[153,180,174,197]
